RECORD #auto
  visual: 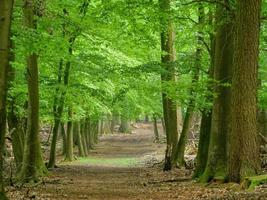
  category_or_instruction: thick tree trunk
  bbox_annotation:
[0,0,13,196]
[194,111,212,178]
[160,0,179,171]
[19,0,47,183]
[201,1,233,182]
[228,0,261,183]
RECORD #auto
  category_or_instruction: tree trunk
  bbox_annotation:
[80,120,88,156]
[48,36,74,168]
[194,7,215,179]
[119,116,131,134]
[153,115,160,143]
[0,0,13,196]
[173,3,203,167]
[19,0,47,183]
[8,111,25,170]
[194,111,212,178]
[75,122,85,157]
[160,0,179,171]
[60,123,67,155]
[201,1,233,182]
[65,107,73,161]
[228,0,261,183]
[85,118,92,149]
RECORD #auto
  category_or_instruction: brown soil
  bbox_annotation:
[6,124,267,200]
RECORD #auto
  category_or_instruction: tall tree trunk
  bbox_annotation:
[19,0,47,183]
[60,123,67,155]
[48,37,74,168]
[228,0,261,183]
[173,3,203,167]
[6,33,25,171]
[0,0,13,196]
[160,0,179,171]
[80,120,88,156]
[65,107,74,161]
[194,7,215,179]
[201,1,234,182]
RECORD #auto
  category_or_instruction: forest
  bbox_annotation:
[0,0,267,199]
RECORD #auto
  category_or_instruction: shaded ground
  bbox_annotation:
[6,124,267,200]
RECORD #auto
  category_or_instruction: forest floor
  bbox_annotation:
[6,124,267,200]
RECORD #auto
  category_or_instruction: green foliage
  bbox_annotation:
[8,0,236,124]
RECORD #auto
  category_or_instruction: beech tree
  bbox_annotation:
[201,0,234,182]
[18,0,47,183]
[159,0,180,171]
[228,0,261,182]
[0,0,14,197]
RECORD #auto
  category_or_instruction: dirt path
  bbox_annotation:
[7,124,267,200]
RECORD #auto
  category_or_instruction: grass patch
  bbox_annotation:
[71,156,139,167]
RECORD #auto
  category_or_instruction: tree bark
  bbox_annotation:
[173,3,203,167]
[60,123,67,155]
[0,0,14,196]
[48,36,75,168]
[201,0,233,182]
[194,7,215,179]
[160,0,179,171]
[228,0,261,183]
[65,107,74,161]
[19,0,47,183]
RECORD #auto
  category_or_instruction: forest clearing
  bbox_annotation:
[1,0,267,199]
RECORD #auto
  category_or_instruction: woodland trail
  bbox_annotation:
[7,124,267,200]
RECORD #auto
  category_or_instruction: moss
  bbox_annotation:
[242,175,267,191]
[0,192,8,200]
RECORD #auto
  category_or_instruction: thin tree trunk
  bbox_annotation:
[65,107,73,161]
[48,36,75,168]
[153,115,160,143]
[80,120,88,156]
[228,0,261,182]
[60,123,67,155]
[173,3,203,167]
